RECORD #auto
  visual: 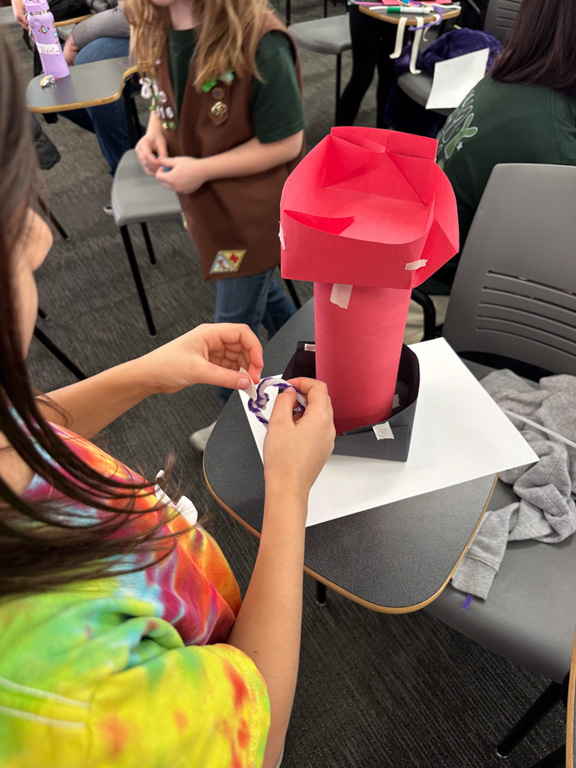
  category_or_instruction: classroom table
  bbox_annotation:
[26,54,138,113]
[204,299,498,614]
[359,4,461,25]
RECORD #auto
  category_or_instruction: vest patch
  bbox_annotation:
[210,250,247,274]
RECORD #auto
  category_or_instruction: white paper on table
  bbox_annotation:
[239,337,538,527]
[426,48,489,111]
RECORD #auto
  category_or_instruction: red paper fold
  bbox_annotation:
[280,127,458,433]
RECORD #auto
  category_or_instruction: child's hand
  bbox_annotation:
[263,378,335,502]
[136,130,168,176]
[132,323,263,395]
[156,156,207,194]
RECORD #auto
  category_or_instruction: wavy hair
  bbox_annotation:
[126,0,273,88]
[491,0,576,95]
[0,33,179,598]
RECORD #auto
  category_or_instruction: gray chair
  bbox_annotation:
[288,13,352,124]
[426,163,576,764]
[111,149,182,337]
[397,0,523,115]
[111,150,303,336]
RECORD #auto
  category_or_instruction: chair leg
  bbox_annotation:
[140,223,158,266]
[285,0,291,25]
[411,287,437,341]
[37,198,71,242]
[119,225,157,336]
[33,326,87,380]
[335,53,342,125]
[316,581,327,605]
[284,278,301,309]
[38,306,49,321]
[497,681,563,758]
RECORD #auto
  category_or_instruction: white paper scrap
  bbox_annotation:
[330,284,353,309]
[373,422,394,440]
[239,367,258,401]
[426,48,489,111]
[239,338,538,528]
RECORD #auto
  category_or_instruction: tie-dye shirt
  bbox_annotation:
[0,424,270,768]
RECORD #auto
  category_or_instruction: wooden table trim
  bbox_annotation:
[204,457,497,614]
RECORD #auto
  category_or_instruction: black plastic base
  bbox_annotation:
[283,342,420,462]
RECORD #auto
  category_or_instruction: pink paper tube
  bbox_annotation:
[315,282,412,434]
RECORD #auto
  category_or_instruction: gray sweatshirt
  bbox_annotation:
[451,369,576,599]
[72,0,129,50]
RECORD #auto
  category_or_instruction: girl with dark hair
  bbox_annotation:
[424,0,576,296]
[0,32,335,768]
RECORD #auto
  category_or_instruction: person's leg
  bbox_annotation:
[375,23,398,128]
[74,37,132,175]
[261,276,297,339]
[337,6,382,126]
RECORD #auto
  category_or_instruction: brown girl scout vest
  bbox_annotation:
[155,13,304,281]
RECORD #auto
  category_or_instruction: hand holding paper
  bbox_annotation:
[134,323,263,394]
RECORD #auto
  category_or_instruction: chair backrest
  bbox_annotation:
[484,0,522,42]
[443,163,576,375]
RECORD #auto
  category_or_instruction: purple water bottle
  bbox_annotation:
[24,0,70,80]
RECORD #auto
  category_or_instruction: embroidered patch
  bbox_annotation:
[210,250,247,274]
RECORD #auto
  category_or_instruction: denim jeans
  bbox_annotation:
[214,268,297,403]
[62,37,132,175]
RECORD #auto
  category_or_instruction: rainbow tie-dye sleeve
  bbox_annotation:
[0,424,270,767]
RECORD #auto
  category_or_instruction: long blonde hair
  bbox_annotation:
[126,0,274,89]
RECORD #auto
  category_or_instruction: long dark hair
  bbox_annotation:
[0,35,177,598]
[491,0,576,95]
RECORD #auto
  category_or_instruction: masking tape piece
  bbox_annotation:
[373,422,394,440]
[405,258,428,270]
[330,284,353,309]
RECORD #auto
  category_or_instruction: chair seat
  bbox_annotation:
[397,72,454,116]
[112,150,182,227]
[427,527,576,684]
[289,14,352,56]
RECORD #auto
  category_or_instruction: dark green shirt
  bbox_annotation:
[167,29,305,144]
[423,76,576,294]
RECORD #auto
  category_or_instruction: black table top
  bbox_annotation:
[204,300,497,613]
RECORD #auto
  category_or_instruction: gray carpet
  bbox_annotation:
[7,4,567,765]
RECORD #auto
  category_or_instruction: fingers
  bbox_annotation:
[205,324,264,379]
[201,362,251,391]
[268,387,297,425]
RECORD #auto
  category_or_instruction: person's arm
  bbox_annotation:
[228,379,335,768]
[38,324,263,438]
[11,0,27,28]
[69,4,129,50]
[155,131,304,195]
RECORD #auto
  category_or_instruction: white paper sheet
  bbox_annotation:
[239,338,538,527]
[426,48,489,110]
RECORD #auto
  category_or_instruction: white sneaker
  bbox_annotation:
[189,421,216,452]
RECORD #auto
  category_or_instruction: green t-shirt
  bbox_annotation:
[167,28,305,143]
[423,76,576,294]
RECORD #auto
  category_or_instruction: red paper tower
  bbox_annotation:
[280,127,459,435]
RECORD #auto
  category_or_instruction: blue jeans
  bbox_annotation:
[62,37,131,175]
[214,268,297,403]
